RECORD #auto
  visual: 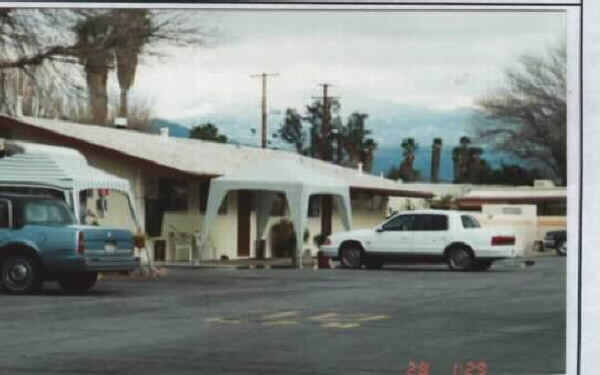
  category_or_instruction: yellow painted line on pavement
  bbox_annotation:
[205,317,241,324]
[262,311,299,320]
[356,315,390,322]
[321,322,360,329]
[262,320,300,326]
[308,313,338,321]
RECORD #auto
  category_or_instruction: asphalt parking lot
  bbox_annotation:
[0,257,565,375]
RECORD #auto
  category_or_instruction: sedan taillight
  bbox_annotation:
[491,235,515,246]
[77,231,86,255]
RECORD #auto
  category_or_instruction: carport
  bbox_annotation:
[200,158,352,268]
[0,141,140,227]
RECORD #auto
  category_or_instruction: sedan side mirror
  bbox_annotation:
[375,227,384,233]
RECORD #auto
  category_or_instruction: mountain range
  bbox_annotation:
[151,104,529,182]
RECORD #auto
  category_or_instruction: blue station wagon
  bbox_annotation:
[0,193,139,294]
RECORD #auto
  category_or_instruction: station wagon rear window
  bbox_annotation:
[24,200,75,226]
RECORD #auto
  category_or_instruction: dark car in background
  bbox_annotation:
[543,230,567,256]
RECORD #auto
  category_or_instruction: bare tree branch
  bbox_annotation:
[476,42,566,184]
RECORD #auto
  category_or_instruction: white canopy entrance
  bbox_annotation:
[200,158,352,268]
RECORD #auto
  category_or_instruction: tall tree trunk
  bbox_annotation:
[114,9,148,121]
[0,72,7,114]
[85,63,109,125]
[119,87,128,118]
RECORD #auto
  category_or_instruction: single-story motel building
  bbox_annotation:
[0,115,434,263]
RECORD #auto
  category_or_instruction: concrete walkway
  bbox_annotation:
[155,257,304,269]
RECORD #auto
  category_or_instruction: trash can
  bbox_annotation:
[255,239,266,259]
[317,251,331,269]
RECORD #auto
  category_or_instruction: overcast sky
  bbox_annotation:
[130,10,565,125]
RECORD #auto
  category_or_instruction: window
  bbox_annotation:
[382,215,416,231]
[0,129,13,140]
[461,215,481,229]
[502,207,522,215]
[308,196,321,217]
[198,181,210,212]
[159,179,189,211]
[414,214,448,231]
[0,200,10,228]
[271,194,287,216]
[538,200,566,216]
[23,200,75,226]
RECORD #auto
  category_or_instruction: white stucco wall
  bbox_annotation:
[159,190,388,261]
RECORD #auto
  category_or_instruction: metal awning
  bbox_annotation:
[0,141,138,226]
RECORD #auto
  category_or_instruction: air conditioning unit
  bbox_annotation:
[114,117,128,129]
[533,180,555,188]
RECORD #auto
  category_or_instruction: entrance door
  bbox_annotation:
[237,190,252,257]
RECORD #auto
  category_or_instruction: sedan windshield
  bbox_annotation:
[24,200,76,226]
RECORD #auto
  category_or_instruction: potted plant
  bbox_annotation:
[313,233,328,247]
[134,231,147,249]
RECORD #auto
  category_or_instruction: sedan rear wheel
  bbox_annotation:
[340,245,362,269]
[447,247,474,271]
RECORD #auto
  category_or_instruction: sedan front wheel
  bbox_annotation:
[447,247,474,271]
[340,246,362,269]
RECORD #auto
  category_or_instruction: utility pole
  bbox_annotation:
[312,83,339,239]
[312,83,339,162]
[250,73,279,148]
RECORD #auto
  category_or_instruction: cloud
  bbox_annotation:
[131,10,565,121]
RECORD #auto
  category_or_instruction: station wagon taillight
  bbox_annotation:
[491,236,515,246]
[77,232,86,255]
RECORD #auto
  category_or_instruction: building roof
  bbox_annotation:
[460,188,566,200]
[401,181,566,201]
[0,115,433,198]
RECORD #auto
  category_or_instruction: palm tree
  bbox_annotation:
[452,136,471,182]
[399,138,418,182]
[343,112,377,172]
[112,10,151,119]
[74,12,115,124]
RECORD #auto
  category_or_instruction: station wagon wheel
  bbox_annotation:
[1,256,42,294]
[340,245,362,269]
[556,240,567,257]
[447,247,474,271]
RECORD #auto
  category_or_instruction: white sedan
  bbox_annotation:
[320,210,518,271]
